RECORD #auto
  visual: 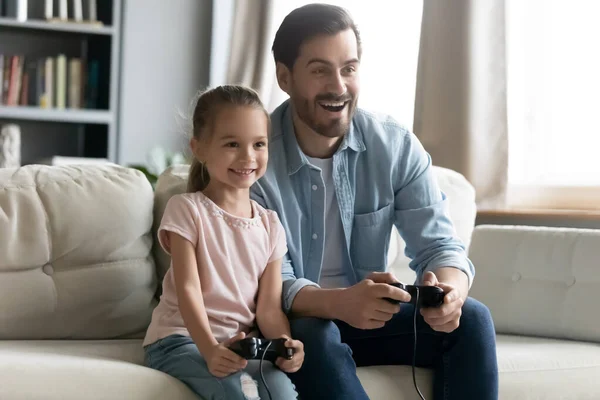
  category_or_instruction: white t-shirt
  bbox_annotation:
[306,156,352,289]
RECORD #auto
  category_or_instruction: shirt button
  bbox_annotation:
[312,185,318,191]
[312,233,318,240]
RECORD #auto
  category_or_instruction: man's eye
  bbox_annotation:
[313,68,326,74]
[344,66,356,74]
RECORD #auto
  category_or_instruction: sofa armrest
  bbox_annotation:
[468,224,600,343]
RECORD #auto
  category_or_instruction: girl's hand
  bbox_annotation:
[205,332,248,377]
[275,336,305,373]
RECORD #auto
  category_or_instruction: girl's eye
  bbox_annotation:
[225,142,239,148]
[255,141,267,148]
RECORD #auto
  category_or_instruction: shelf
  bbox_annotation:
[0,106,113,124]
[0,17,113,35]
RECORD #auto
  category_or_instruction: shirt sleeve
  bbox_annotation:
[392,130,475,288]
[252,185,319,313]
[158,194,200,255]
[267,211,288,263]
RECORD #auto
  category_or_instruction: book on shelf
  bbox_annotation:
[1,0,99,25]
[0,53,99,110]
[3,0,28,22]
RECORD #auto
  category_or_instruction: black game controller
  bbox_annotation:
[384,282,445,308]
[228,337,294,362]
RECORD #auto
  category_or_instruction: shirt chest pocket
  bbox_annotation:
[350,203,394,272]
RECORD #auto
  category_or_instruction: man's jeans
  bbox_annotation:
[289,297,498,400]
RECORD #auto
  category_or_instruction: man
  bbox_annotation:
[250,3,498,399]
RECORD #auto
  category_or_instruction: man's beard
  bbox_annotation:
[292,92,357,138]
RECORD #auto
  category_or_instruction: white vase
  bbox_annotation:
[0,124,21,168]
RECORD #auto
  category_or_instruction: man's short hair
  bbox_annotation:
[272,3,362,70]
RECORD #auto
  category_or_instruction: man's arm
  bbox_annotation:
[391,130,473,332]
[392,131,474,293]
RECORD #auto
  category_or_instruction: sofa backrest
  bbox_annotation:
[0,165,157,339]
[153,165,189,283]
[469,225,600,343]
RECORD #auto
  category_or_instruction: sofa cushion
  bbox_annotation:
[469,225,600,343]
[495,334,600,399]
[0,165,157,339]
[152,164,189,283]
[0,340,197,400]
[356,334,600,399]
[2,334,598,399]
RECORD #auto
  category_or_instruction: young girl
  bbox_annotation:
[143,85,303,400]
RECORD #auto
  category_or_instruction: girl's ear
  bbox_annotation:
[190,137,204,162]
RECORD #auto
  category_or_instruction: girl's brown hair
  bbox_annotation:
[187,85,268,193]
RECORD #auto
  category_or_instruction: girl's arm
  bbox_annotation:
[169,231,218,354]
[256,257,292,339]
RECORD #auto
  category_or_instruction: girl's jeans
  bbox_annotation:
[144,334,297,400]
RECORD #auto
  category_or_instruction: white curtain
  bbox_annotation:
[210,0,282,110]
[413,0,509,209]
[505,0,600,210]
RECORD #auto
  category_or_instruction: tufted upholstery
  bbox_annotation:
[469,225,600,343]
[0,165,157,339]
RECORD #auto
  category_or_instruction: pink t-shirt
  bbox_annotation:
[143,191,287,347]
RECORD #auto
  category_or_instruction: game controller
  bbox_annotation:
[228,337,294,362]
[384,282,445,308]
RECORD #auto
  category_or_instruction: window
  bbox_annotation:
[506,0,600,209]
[270,1,424,128]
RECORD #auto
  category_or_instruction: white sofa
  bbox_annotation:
[1,164,599,400]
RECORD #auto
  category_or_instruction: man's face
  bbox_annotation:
[280,29,360,139]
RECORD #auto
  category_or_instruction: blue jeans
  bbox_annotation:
[289,297,498,400]
[144,334,298,400]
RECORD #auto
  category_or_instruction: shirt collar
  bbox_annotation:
[278,100,366,176]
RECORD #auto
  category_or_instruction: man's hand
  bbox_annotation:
[366,271,400,285]
[275,336,305,373]
[420,271,465,333]
[336,276,411,329]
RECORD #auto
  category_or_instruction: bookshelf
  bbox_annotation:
[0,105,113,124]
[0,0,122,164]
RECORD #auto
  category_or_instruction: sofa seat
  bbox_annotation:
[0,340,196,400]
[495,335,600,400]
[358,334,600,400]
[1,334,599,400]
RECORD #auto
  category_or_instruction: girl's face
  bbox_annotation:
[193,105,269,191]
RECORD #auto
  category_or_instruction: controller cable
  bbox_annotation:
[412,287,426,400]
[260,341,273,400]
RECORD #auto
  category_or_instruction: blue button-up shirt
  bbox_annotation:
[251,100,474,313]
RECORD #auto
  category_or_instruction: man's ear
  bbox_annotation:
[276,62,292,95]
